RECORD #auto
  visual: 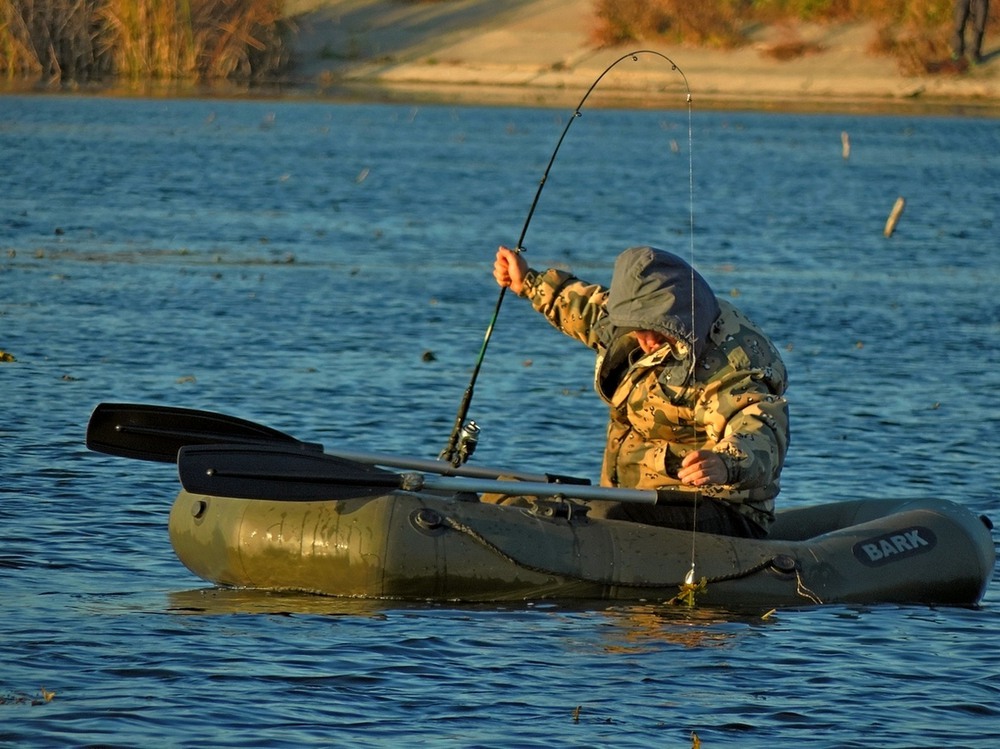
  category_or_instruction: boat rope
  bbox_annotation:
[439,513,805,595]
[440,50,694,465]
[794,570,824,605]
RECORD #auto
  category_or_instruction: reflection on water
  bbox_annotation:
[598,605,767,652]
[158,589,777,636]
[164,588,421,617]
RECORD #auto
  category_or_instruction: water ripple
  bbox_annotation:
[2,98,998,748]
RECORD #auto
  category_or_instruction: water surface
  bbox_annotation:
[2,95,998,747]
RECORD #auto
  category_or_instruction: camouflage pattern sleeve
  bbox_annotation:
[520,268,609,350]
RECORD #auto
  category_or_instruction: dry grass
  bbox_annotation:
[99,0,288,81]
[591,0,747,49]
[0,0,289,83]
[592,0,998,71]
[760,38,826,61]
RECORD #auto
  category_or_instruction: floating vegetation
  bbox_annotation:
[0,687,55,705]
[2,246,329,268]
[668,576,708,607]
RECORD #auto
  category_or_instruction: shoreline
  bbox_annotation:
[283,77,1000,117]
[282,0,1000,116]
[2,0,996,116]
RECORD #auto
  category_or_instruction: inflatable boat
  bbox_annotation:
[88,403,995,608]
[168,473,994,607]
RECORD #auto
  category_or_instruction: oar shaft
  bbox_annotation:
[328,448,588,485]
[419,475,660,504]
[178,445,666,506]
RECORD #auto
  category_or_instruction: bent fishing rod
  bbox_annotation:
[440,50,692,465]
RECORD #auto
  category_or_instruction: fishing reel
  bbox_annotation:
[439,418,479,466]
[455,420,480,464]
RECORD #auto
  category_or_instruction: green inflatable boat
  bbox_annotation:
[167,479,994,608]
[88,403,996,608]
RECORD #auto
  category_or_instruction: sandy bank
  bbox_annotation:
[281,0,999,114]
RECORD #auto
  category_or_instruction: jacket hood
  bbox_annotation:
[597,246,720,357]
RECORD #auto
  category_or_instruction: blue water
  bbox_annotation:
[2,92,999,747]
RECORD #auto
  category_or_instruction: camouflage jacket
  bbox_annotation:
[519,251,789,529]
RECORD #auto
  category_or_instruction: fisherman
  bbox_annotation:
[492,245,789,538]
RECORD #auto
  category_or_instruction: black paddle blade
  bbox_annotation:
[178,444,404,501]
[86,402,322,463]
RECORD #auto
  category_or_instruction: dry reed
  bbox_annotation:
[0,0,288,83]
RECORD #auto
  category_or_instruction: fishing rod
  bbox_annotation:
[440,50,692,465]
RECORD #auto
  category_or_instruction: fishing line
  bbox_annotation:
[441,50,694,465]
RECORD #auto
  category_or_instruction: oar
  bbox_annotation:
[178,444,669,505]
[86,402,590,485]
[86,402,322,463]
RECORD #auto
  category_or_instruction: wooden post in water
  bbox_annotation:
[884,196,906,237]
[841,131,851,160]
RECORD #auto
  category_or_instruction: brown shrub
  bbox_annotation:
[591,0,985,71]
[591,0,747,49]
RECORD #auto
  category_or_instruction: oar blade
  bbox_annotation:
[86,402,321,463]
[178,444,403,501]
